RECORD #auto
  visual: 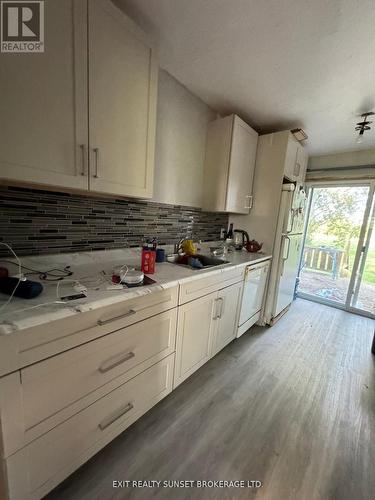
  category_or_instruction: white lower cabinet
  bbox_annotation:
[5,355,174,500]
[212,281,243,356]
[174,280,243,388]
[0,270,247,500]
[174,292,217,388]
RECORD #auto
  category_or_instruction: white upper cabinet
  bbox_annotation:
[202,114,258,214]
[295,144,308,181]
[0,0,157,199]
[284,133,308,182]
[88,0,158,198]
[0,0,88,190]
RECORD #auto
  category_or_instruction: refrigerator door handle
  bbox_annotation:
[280,236,290,276]
[284,236,291,260]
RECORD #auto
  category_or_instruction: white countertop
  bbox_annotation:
[0,244,271,335]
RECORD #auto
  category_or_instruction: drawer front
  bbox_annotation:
[179,266,244,304]
[14,285,178,372]
[21,308,177,436]
[6,355,174,500]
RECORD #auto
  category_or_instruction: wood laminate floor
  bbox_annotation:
[46,299,375,500]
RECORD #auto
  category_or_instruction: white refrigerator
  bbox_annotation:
[264,183,307,323]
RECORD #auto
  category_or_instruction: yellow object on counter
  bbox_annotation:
[181,239,197,255]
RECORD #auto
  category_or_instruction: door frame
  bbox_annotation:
[297,179,375,319]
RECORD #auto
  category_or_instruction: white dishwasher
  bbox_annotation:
[237,260,270,337]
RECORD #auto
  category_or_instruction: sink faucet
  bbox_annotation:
[174,237,187,254]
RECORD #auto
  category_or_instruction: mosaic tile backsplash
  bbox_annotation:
[0,186,228,256]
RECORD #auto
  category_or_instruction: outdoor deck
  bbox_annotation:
[299,269,374,314]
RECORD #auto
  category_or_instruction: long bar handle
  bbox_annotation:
[213,297,224,319]
[283,236,291,261]
[99,351,135,374]
[98,402,134,431]
[93,147,99,178]
[79,144,86,176]
[217,297,224,319]
[97,309,136,326]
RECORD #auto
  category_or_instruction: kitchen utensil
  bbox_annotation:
[122,269,144,285]
[246,240,263,253]
[233,230,250,250]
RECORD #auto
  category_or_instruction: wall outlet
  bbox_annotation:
[220,228,226,239]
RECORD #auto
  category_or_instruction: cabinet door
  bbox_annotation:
[225,116,258,214]
[0,0,88,190]
[88,0,157,198]
[295,145,308,182]
[284,134,299,181]
[174,292,217,388]
[212,281,243,356]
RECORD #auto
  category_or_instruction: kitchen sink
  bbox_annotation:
[171,254,230,270]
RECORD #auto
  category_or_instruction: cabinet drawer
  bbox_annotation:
[20,308,177,437]
[179,266,244,304]
[9,286,178,374]
[5,355,174,500]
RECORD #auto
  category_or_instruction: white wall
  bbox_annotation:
[308,149,375,170]
[152,69,216,207]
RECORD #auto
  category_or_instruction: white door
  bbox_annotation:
[239,263,269,326]
[0,0,88,190]
[283,135,299,182]
[280,186,295,234]
[295,145,308,182]
[225,116,258,214]
[88,0,157,198]
[174,292,217,388]
[212,282,243,356]
[275,235,302,316]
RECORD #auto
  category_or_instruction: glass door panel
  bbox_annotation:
[298,185,370,306]
[350,194,375,315]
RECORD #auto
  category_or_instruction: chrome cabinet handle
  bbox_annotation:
[217,297,224,319]
[93,147,99,178]
[244,195,253,209]
[99,351,135,374]
[213,297,224,319]
[213,298,220,320]
[98,402,134,431]
[79,144,86,176]
[97,309,136,326]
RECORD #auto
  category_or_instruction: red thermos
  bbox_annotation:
[141,248,156,274]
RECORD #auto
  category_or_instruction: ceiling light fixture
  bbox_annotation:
[355,112,374,144]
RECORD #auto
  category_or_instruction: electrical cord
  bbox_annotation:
[0,243,22,314]
[0,259,72,281]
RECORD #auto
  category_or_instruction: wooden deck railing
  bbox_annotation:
[302,246,347,279]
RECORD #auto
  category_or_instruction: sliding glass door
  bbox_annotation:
[349,187,375,315]
[298,182,375,318]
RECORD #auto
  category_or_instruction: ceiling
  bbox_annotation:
[116,0,375,156]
